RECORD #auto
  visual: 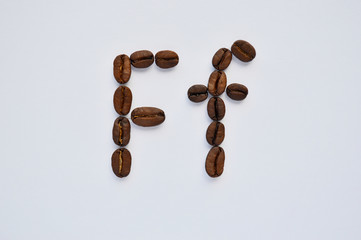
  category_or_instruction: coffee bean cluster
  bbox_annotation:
[112,50,179,178]
[187,40,256,178]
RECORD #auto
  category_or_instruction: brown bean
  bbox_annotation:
[207,97,225,121]
[112,117,131,147]
[212,48,232,70]
[226,83,248,101]
[131,107,165,127]
[206,121,225,146]
[113,54,131,84]
[187,84,208,103]
[208,70,227,96]
[231,40,256,62]
[113,86,132,115]
[111,148,132,178]
[130,50,154,68]
[205,147,225,178]
[155,50,179,68]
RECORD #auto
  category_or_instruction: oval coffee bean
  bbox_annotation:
[112,148,132,178]
[130,50,154,68]
[155,50,179,69]
[113,54,131,84]
[113,86,132,115]
[226,83,248,101]
[112,117,131,147]
[231,40,256,62]
[207,97,225,121]
[212,48,232,71]
[205,146,225,178]
[206,121,225,146]
[187,84,208,103]
[131,107,165,127]
[208,70,227,96]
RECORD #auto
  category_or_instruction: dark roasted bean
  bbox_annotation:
[155,50,179,68]
[130,50,154,68]
[111,148,132,178]
[113,86,132,115]
[112,117,131,147]
[205,147,225,177]
[208,70,227,96]
[131,107,165,127]
[206,121,225,146]
[207,97,225,121]
[226,83,248,100]
[187,84,208,103]
[113,54,131,84]
[212,48,232,70]
[231,40,256,62]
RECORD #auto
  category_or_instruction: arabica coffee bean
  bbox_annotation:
[113,54,131,84]
[205,146,225,178]
[212,48,232,70]
[130,50,154,68]
[207,97,225,121]
[226,83,248,101]
[131,107,165,127]
[111,148,132,178]
[113,86,132,115]
[188,84,208,103]
[112,117,131,147]
[208,70,227,96]
[231,40,256,62]
[206,121,225,146]
[155,50,179,68]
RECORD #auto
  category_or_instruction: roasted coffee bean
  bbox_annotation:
[111,148,131,178]
[208,70,227,96]
[206,121,225,146]
[155,50,179,68]
[130,50,154,68]
[113,86,132,115]
[112,117,131,147]
[212,48,232,70]
[113,54,131,84]
[207,97,225,121]
[205,146,225,178]
[187,84,208,103]
[131,107,165,127]
[226,83,248,101]
[231,40,256,62]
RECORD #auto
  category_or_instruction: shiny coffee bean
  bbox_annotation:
[131,107,165,127]
[113,54,131,84]
[206,121,225,146]
[112,117,131,147]
[207,97,225,121]
[226,83,248,101]
[212,48,232,70]
[155,50,179,68]
[187,84,208,103]
[130,50,154,68]
[208,70,227,96]
[205,146,225,178]
[113,86,132,115]
[231,40,256,62]
[111,148,132,178]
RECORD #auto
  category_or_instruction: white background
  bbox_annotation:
[0,0,361,239]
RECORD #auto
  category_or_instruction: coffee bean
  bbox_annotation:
[212,48,232,70]
[112,117,131,147]
[205,146,225,177]
[111,148,131,178]
[206,121,225,146]
[226,83,248,101]
[187,84,208,103]
[131,107,165,127]
[113,54,131,84]
[113,86,132,115]
[208,70,227,96]
[207,97,225,121]
[130,50,154,68]
[155,50,179,68]
[231,40,256,62]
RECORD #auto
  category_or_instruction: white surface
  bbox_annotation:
[1,0,361,239]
